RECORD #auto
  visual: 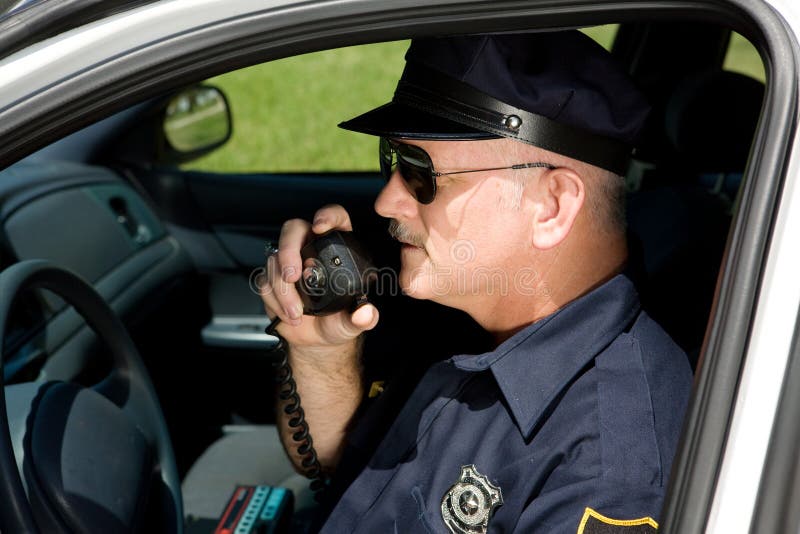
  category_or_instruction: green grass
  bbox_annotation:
[724,32,766,82]
[581,24,618,51]
[185,41,409,173]
[185,27,764,174]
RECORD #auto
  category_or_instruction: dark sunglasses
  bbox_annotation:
[379,137,556,204]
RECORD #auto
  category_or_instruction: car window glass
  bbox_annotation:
[724,32,765,82]
[183,41,408,174]
[185,26,619,174]
[581,23,619,51]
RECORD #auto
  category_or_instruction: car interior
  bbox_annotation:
[0,15,766,533]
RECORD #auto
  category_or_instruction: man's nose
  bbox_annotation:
[375,169,419,220]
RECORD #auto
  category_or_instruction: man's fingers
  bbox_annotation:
[257,270,291,323]
[259,284,282,321]
[342,304,378,338]
[277,218,311,283]
[264,206,360,341]
[313,304,379,344]
[348,304,380,334]
[267,252,304,324]
[312,204,353,233]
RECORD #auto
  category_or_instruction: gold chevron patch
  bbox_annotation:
[577,507,658,534]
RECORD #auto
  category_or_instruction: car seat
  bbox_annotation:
[626,68,764,368]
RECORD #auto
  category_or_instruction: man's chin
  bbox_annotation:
[398,252,440,298]
[398,269,430,300]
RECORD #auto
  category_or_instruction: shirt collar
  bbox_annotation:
[449,274,641,440]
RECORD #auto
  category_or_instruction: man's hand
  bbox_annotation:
[258,204,379,351]
[258,204,379,473]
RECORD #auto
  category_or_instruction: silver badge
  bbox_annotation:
[441,465,503,534]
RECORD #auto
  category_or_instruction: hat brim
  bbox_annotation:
[338,101,500,140]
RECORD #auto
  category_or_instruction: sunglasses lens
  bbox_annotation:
[397,157,434,204]
[378,139,436,204]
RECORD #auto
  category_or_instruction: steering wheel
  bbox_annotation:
[0,260,182,533]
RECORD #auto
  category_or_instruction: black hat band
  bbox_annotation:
[394,65,632,175]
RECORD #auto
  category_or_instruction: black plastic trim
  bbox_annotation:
[0,162,121,221]
[0,1,793,533]
[185,171,384,226]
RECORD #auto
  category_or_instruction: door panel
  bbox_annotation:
[184,170,389,270]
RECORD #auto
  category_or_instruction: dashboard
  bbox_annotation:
[0,159,194,383]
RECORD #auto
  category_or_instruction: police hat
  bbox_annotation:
[338,31,650,175]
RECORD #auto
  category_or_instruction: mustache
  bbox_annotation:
[388,219,425,248]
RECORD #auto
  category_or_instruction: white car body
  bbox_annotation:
[0,1,798,532]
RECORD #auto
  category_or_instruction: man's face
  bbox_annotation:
[374,138,536,309]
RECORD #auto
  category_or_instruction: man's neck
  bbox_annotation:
[476,245,628,345]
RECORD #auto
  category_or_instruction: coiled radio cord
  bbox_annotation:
[266,317,328,500]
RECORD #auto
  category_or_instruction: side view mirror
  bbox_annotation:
[160,85,232,163]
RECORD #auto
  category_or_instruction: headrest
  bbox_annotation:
[665,70,764,172]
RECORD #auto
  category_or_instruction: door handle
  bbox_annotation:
[201,315,279,350]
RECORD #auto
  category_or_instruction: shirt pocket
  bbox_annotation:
[391,485,442,534]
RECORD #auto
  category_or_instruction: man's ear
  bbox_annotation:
[527,168,585,250]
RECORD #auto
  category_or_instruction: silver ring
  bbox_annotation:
[264,243,279,259]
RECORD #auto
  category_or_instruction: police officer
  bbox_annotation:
[260,31,692,533]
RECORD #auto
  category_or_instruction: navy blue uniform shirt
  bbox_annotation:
[319,274,692,533]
